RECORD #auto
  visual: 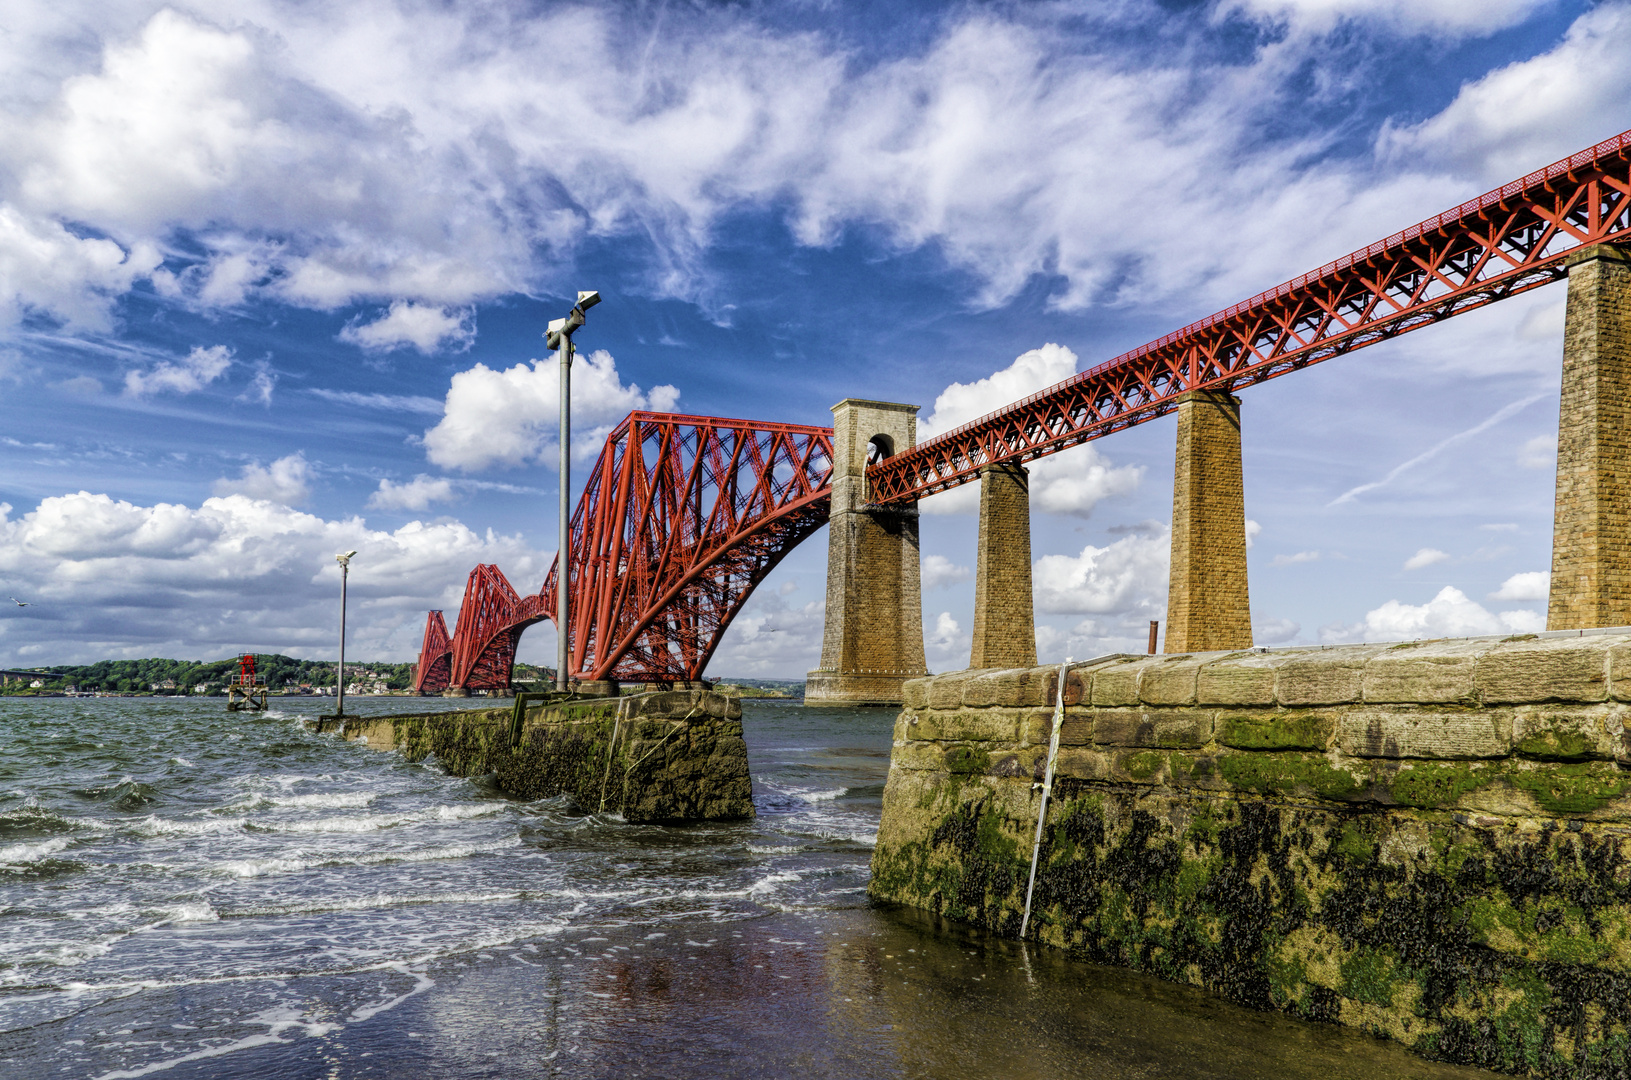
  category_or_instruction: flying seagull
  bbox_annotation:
[8,597,26,607]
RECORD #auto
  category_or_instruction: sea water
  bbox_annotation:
[0,696,1496,1079]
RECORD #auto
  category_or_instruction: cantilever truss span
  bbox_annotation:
[867,127,1631,503]
[413,413,835,691]
[413,126,1631,690]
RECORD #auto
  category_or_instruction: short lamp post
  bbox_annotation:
[545,291,601,694]
[334,550,357,715]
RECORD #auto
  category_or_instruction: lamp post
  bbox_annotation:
[545,291,601,694]
[334,550,356,715]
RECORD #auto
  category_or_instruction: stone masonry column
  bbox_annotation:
[805,399,929,707]
[1165,389,1253,653]
[969,462,1036,669]
[1549,244,1631,630]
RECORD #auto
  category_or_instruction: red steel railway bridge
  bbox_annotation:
[416,126,1631,705]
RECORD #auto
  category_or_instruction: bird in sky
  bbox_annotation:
[9,597,28,607]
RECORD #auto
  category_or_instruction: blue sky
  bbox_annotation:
[0,0,1625,675]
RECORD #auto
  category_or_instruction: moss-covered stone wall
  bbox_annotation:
[314,690,752,822]
[871,636,1631,1076]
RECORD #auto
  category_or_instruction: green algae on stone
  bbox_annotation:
[1386,760,1500,808]
[1216,712,1334,751]
[1217,750,1361,800]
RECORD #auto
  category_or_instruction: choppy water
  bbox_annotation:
[0,696,1496,1079]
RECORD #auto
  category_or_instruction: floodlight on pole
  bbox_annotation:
[335,551,356,715]
[545,292,600,693]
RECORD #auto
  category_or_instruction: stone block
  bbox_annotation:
[1276,647,1372,706]
[1091,709,1212,748]
[928,674,970,711]
[1336,709,1512,759]
[1090,661,1142,706]
[902,678,930,710]
[935,708,1021,744]
[1140,654,1210,706]
[1605,642,1631,702]
[1057,713,1094,746]
[1047,668,1087,707]
[963,668,1048,709]
[1477,636,1612,703]
[891,743,947,771]
[1363,640,1487,704]
[1196,653,1279,705]
[1019,708,1058,745]
[1513,708,1619,762]
[1053,747,1114,781]
[1216,712,1335,752]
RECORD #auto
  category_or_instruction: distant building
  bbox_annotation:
[29,679,43,688]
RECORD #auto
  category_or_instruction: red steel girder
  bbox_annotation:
[868,127,1631,503]
[412,610,451,694]
[433,412,835,688]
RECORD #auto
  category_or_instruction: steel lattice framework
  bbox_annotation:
[413,610,452,694]
[417,413,835,689]
[868,127,1631,503]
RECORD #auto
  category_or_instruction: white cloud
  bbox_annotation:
[4,1,1599,342]
[1491,570,1548,602]
[211,452,312,506]
[1403,547,1449,571]
[925,611,969,670]
[339,302,475,355]
[309,389,443,414]
[918,344,1143,518]
[367,475,455,512]
[1271,550,1320,566]
[56,375,102,395]
[1380,5,1631,184]
[0,489,548,663]
[424,349,678,472]
[1033,527,1169,617]
[241,362,275,406]
[1245,519,1261,549]
[921,554,970,590]
[1225,0,1551,36]
[708,586,825,677]
[1336,585,1544,643]
[123,344,232,397]
[1518,434,1556,470]
[1254,617,1301,644]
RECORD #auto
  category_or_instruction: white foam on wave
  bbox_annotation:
[229,889,529,918]
[251,802,503,834]
[794,788,847,802]
[214,837,520,878]
[149,902,218,924]
[239,791,375,810]
[0,837,71,865]
[133,816,244,837]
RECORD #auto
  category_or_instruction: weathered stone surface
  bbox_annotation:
[1512,708,1620,761]
[970,463,1036,670]
[1478,635,1614,703]
[1046,667,1087,707]
[1215,711,1334,751]
[323,692,752,822]
[1336,708,1512,759]
[927,674,970,711]
[934,707,1022,744]
[1195,652,1279,705]
[1363,639,1485,704]
[1275,647,1370,706]
[1165,390,1252,653]
[1139,654,1209,706]
[1056,713,1094,746]
[1091,709,1212,748]
[962,667,1048,709]
[1089,661,1142,706]
[902,677,930,709]
[1053,747,1113,781]
[805,399,927,705]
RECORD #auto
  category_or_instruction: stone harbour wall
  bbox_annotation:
[311,690,753,823]
[870,635,1631,1076]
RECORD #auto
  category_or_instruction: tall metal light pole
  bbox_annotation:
[334,550,356,715]
[545,291,601,693]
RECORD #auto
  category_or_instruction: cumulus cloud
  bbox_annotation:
[424,349,678,472]
[708,584,825,677]
[1324,585,1544,643]
[922,554,971,591]
[918,344,1143,518]
[925,611,969,670]
[4,0,1605,340]
[1033,527,1169,617]
[1254,617,1301,644]
[1271,550,1319,566]
[367,474,455,512]
[339,302,475,355]
[1403,547,1449,571]
[123,344,232,397]
[211,452,312,506]
[0,490,548,663]
[1491,570,1548,602]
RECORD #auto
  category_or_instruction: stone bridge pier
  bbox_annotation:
[806,399,928,706]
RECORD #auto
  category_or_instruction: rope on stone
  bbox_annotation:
[1021,657,1071,941]
[620,704,702,814]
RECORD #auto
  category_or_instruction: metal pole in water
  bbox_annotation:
[334,551,355,716]
[1021,658,1071,940]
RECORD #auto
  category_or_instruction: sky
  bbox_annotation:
[0,0,1626,677]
